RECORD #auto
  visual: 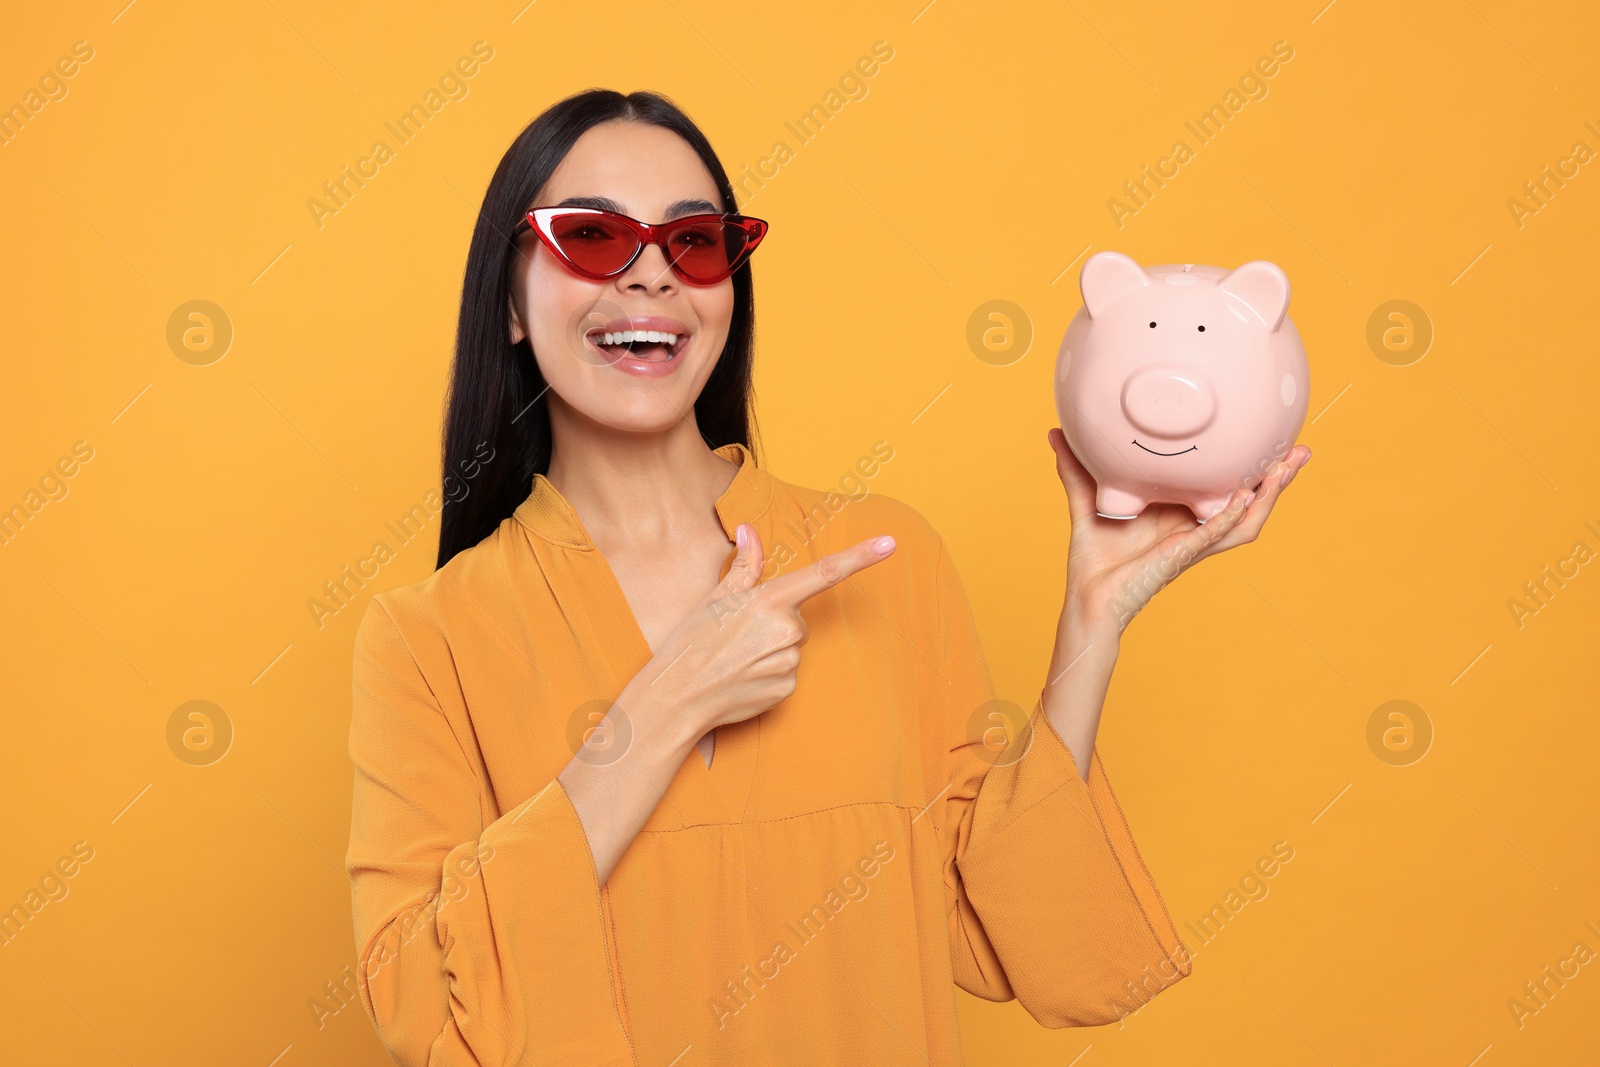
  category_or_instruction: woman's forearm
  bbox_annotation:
[1040,600,1121,782]
[557,690,703,885]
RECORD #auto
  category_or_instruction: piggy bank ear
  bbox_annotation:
[1080,251,1149,319]
[1218,260,1291,331]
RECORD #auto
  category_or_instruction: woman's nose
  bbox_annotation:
[619,240,677,289]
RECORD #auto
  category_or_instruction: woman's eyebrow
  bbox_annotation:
[553,195,722,220]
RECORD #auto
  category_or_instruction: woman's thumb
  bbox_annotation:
[724,523,764,591]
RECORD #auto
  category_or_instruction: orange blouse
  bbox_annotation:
[346,441,1191,1066]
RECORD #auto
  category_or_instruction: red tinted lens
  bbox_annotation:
[547,213,640,276]
[663,217,762,282]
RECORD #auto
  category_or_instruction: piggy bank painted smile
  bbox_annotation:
[1055,251,1310,523]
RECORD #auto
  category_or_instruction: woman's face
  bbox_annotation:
[507,119,737,436]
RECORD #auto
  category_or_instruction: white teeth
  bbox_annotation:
[598,330,679,346]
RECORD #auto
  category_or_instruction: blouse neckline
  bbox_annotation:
[513,440,774,551]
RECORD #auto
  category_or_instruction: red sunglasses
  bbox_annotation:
[513,206,769,285]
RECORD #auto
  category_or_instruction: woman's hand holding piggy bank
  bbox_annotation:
[1049,251,1312,635]
[1056,251,1310,522]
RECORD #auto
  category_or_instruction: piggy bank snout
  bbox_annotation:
[1120,367,1217,438]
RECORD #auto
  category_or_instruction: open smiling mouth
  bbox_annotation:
[584,328,690,363]
[1132,439,1198,457]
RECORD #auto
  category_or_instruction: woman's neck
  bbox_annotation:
[543,417,739,550]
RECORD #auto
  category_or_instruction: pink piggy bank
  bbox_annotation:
[1055,251,1309,523]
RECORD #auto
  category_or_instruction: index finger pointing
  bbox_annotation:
[760,535,897,606]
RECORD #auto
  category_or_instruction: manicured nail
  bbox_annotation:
[736,524,747,549]
[1280,467,1295,489]
[874,536,896,554]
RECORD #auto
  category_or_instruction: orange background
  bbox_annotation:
[2,1,1597,1063]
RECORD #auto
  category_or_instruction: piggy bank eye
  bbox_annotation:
[1198,325,1206,332]
[1148,321,1157,328]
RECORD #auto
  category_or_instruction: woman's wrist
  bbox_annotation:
[1050,598,1121,685]
[614,677,706,769]
[1063,579,1126,647]
[555,681,703,817]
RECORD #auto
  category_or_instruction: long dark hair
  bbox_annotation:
[435,89,760,569]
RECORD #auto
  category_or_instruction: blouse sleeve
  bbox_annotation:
[346,598,636,1067]
[928,535,1193,1027]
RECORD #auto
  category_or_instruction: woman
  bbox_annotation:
[346,88,1308,1066]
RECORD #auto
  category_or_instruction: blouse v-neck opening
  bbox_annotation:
[512,441,773,826]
